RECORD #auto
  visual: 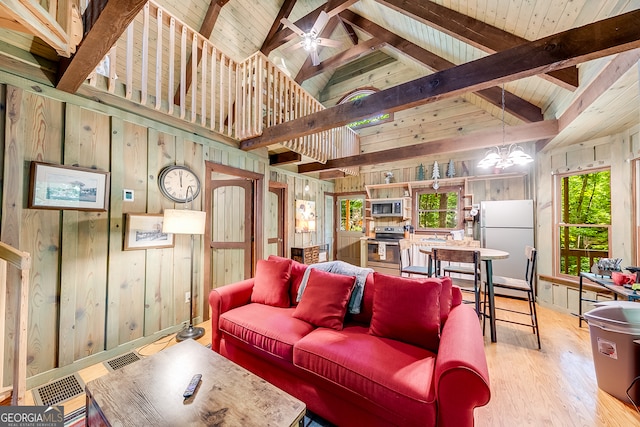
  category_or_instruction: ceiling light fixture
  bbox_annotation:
[478,85,534,169]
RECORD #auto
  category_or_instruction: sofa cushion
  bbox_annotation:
[369,273,442,352]
[219,303,315,362]
[251,258,292,307]
[293,269,355,330]
[268,255,307,305]
[294,326,437,424]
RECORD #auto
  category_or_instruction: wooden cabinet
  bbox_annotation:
[291,246,319,265]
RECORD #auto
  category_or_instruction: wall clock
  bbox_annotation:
[158,165,201,203]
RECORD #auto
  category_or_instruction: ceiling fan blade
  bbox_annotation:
[316,38,342,48]
[310,11,330,37]
[282,40,304,54]
[311,49,320,66]
[280,17,306,37]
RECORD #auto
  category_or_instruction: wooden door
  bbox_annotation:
[266,183,286,258]
[336,195,365,266]
[210,179,253,287]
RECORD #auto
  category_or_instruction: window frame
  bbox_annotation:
[413,185,463,232]
[553,167,611,278]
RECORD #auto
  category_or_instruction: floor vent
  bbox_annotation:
[104,351,142,372]
[32,373,85,406]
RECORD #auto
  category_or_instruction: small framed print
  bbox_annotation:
[28,162,110,211]
[124,213,174,250]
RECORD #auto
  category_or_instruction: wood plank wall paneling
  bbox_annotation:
[0,78,328,390]
[61,104,111,363]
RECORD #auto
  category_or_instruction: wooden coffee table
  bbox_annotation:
[85,339,305,426]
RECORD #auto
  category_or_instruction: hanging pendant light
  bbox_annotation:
[478,85,534,169]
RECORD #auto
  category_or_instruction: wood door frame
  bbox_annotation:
[203,161,263,321]
[335,191,366,263]
[325,191,336,260]
[268,181,288,257]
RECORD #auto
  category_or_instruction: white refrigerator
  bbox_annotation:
[480,200,535,297]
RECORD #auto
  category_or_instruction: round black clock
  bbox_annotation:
[158,165,201,203]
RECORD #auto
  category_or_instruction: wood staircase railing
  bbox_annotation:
[88,1,359,174]
[0,241,31,405]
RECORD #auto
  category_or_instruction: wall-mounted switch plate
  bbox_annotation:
[123,189,134,202]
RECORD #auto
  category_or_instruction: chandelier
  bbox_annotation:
[478,85,534,169]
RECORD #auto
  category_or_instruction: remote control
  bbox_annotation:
[183,374,202,398]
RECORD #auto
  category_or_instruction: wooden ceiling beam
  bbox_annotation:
[240,9,640,151]
[173,0,230,105]
[296,37,385,82]
[339,9,542,122]
[260,0,298,54]
[537,48,640,152]
[56,0,147,93]
[374,0,579,91]
[269,151,302,166]
[298,120,559,173]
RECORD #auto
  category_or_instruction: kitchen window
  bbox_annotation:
[555,168,611,277]
[415,187,462,231]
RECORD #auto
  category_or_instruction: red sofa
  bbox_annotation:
[209,256,490,427]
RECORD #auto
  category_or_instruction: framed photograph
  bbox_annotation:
[124,213,174,250]
[295,199,316,233]
[28,162,110,211]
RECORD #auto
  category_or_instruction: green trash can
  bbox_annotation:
[584,301,640,404]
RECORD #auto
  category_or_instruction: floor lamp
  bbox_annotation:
[163,188,206,341]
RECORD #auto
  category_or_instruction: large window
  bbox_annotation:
[338,88,393,130]
[415,187,462,231]
[340,198,363,232]
[556,169,611,276]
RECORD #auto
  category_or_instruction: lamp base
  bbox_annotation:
[176,325,205,342]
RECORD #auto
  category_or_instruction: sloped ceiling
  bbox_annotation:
[1,0,638,174]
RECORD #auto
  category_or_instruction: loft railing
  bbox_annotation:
[0,242,31,405]
[89,1,359,174]
[0,0,81,57]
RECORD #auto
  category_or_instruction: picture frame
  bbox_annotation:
[124,213,174,250]
[28,162,110,211]
[295,199,316,233]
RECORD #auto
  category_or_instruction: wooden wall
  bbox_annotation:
[536,125,640,314]
[0,71,332,389]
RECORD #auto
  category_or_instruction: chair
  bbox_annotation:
[483,246,540,349]
[432,248,481,316]
[398,239,430,277]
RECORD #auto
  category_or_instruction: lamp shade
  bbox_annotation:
[162,209,206,235]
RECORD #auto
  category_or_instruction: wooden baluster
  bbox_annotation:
[201,41,207,126]
[210,47,216,130]
[126,22,134,100]
[191,32,197,123]
[140,3,149,106]
[108,46,117,94]
[219,53,225,134]
[155,8,163,110]
[228,58,233,137]
[168,17,175,115]
[180,25,187,119]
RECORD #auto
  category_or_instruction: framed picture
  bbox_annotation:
[124,213,174,250]
[295,199,316,233]
[28,162,110,211]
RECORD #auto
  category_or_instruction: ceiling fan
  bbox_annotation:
[281,11,342,66]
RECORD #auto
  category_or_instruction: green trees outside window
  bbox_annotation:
[340,198,363,232]
[416,188,461,230]
[558,169,611,276]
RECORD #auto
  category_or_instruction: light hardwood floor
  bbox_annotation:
[15,298,640,426]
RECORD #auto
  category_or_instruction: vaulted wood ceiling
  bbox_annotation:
[1,0,638,176]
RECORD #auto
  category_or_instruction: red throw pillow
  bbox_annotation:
[267,255,308,305]
[369,273,442,352]
[293,269,356,330]
[251,258,292,307]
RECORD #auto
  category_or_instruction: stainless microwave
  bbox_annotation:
[371,199,405,217]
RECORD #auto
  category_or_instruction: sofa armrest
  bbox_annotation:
[434,303,490,427]
[208,278,254,352]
